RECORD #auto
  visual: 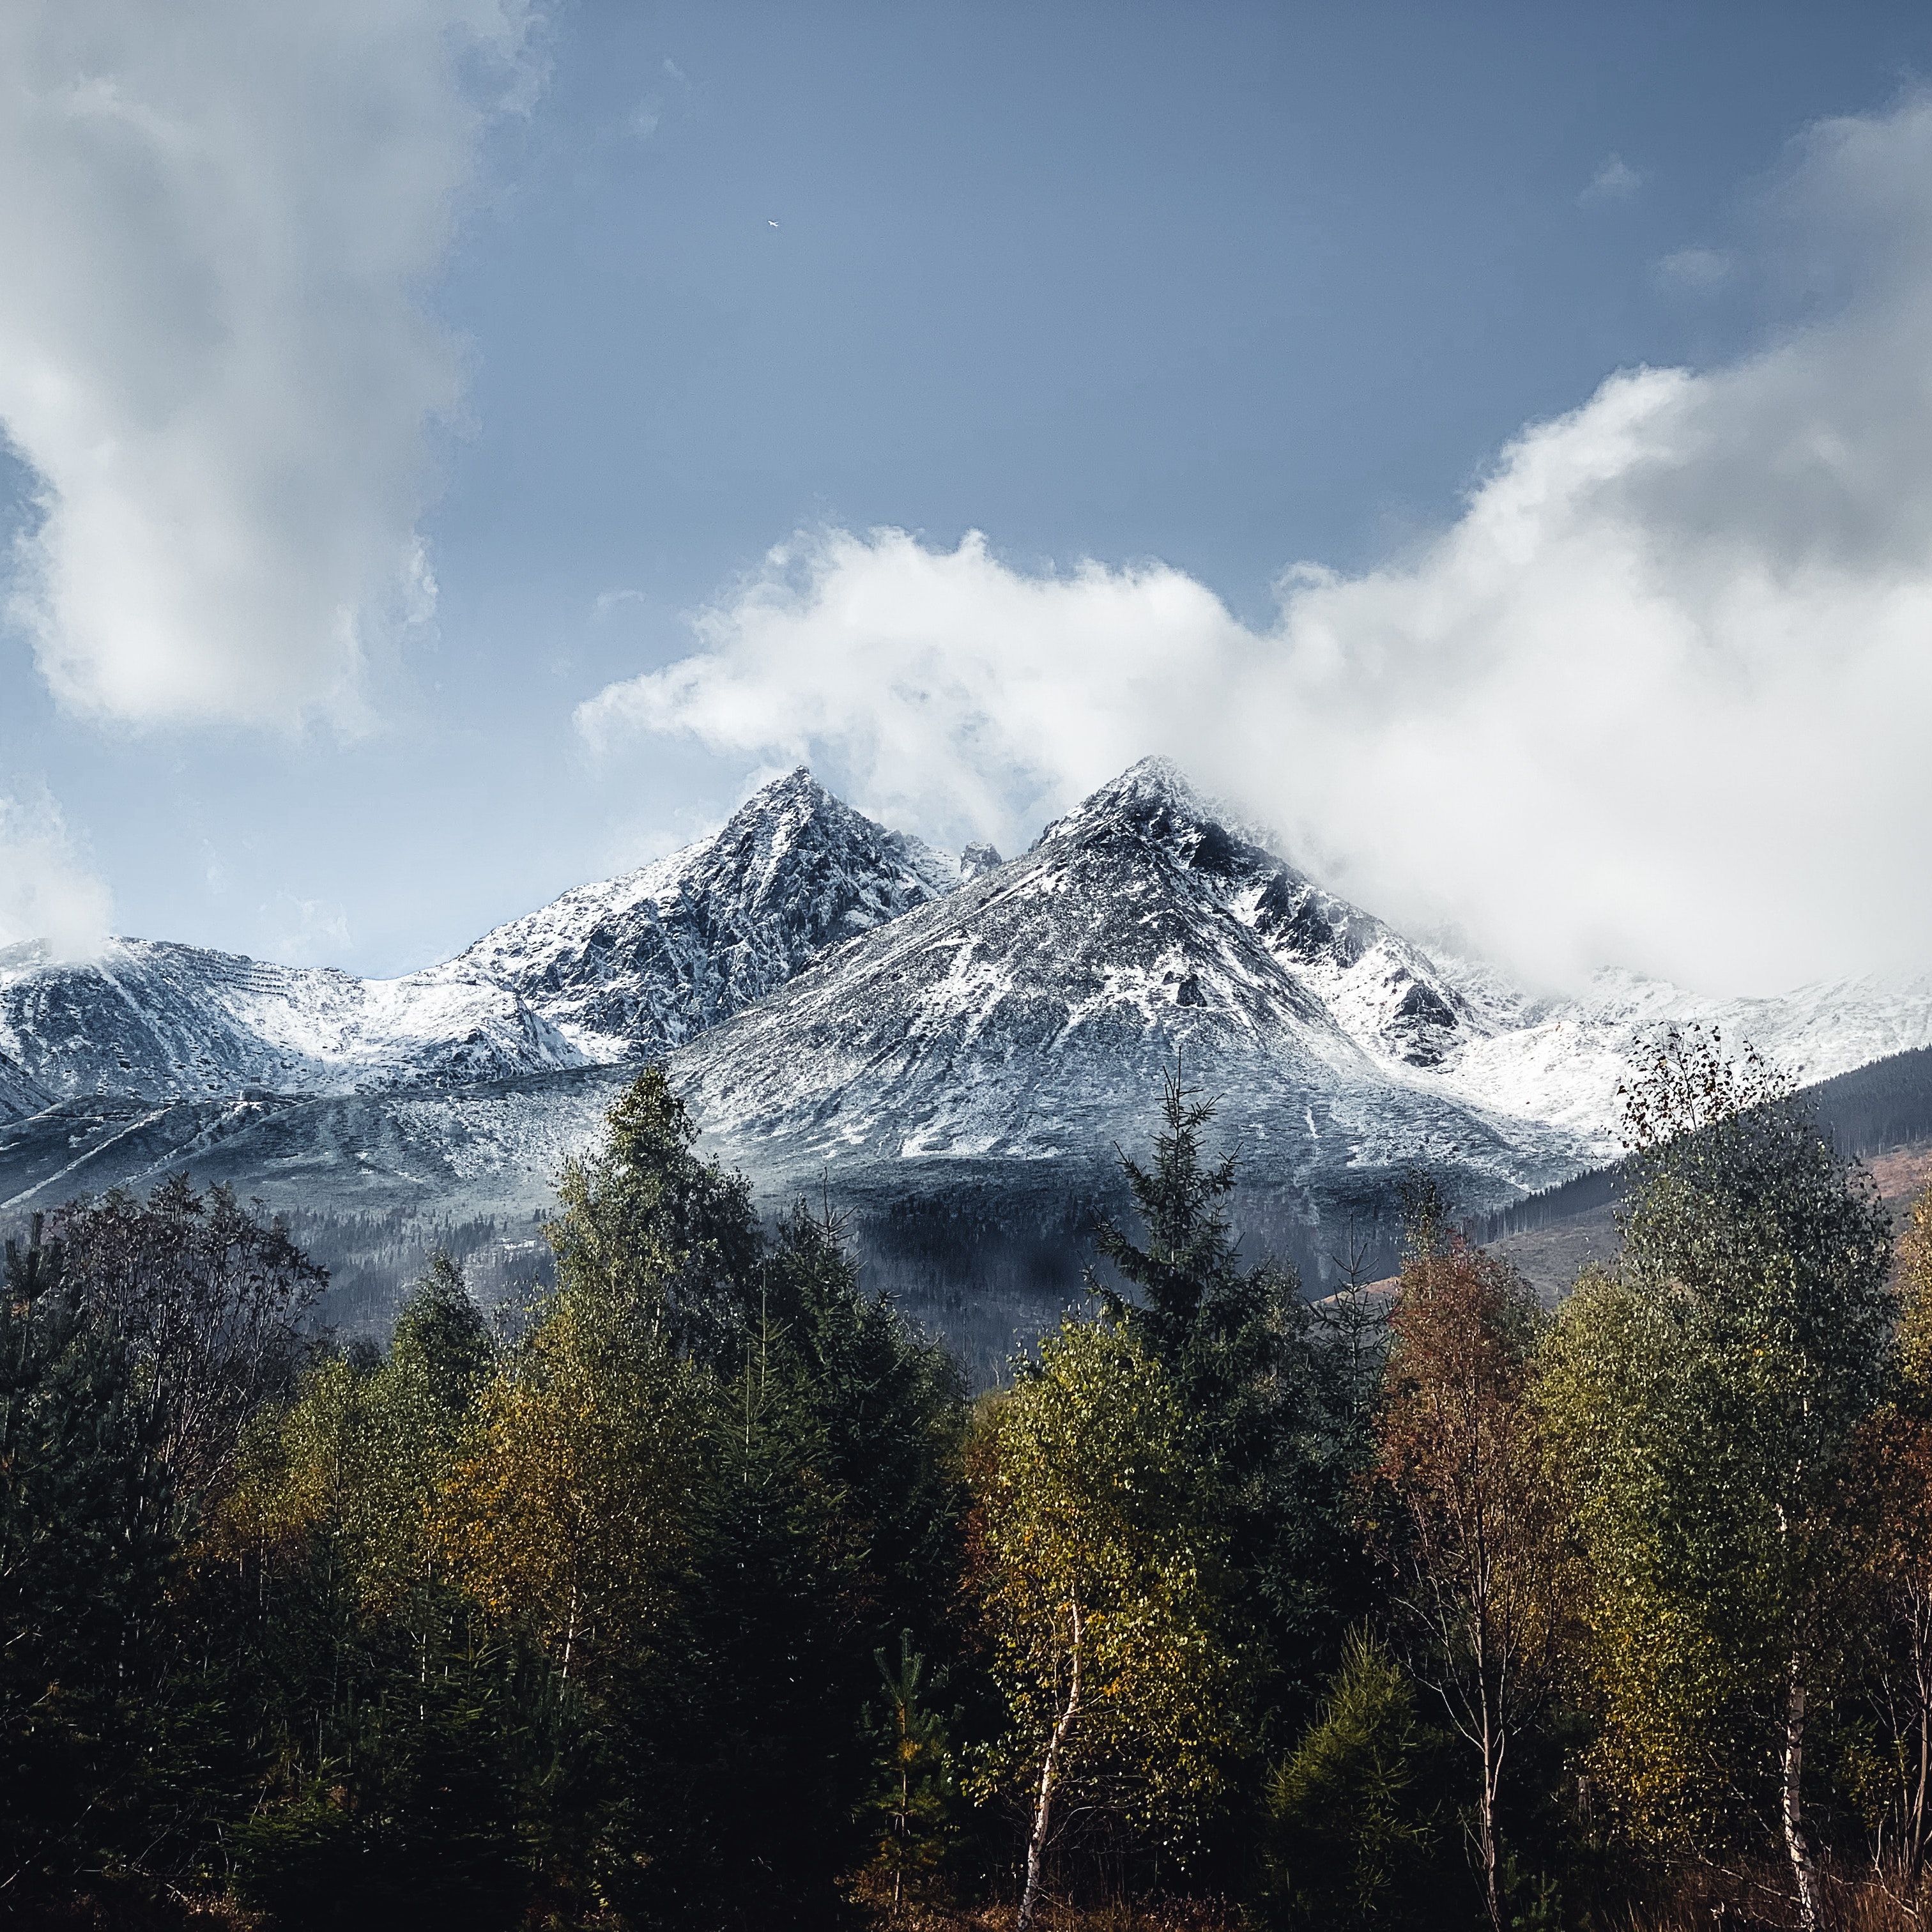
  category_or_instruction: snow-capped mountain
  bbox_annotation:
[667,759,1600,1222]
[0,769,962,1115]
[0,940,587,1106]
[0,756,1928,1280]
[1427,960,1932,1152]
[456,767,961,1060]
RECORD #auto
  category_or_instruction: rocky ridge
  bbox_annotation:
[0,770,959,1111]
[456,767,960,1061]
[0,758,1927,1282]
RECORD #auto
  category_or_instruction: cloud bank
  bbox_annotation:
[581,93,1932,997]
[0,0,539,731]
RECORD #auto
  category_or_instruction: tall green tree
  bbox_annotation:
[211,1254,530,1931]
[0,1215,173,1903]
[1089,1061,1364,1758]
[969,1317,1245,1930]
[1258,1628,1452,1931]
[1540,1027,1894,1929]
[546,1064,763,1367]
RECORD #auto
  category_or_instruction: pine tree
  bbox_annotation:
[546,1066,763,1366]
[0,1213,172,1902]
[1089,1059,1365,1758]
[865,1630,958,1914]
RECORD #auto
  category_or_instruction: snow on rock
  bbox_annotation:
[0,768,963,1107]
[455,767,962,1061]
[1,756,1927,1238]
[0,1047,50,1124]
[0,939,587,1101]
[1427,961,1932,1154]
[668,758,1596,1216]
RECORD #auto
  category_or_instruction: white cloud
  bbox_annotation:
[0,788,112,958]
[1581,153,1641,203]
[0,1,541,732]
[1655,244,1732,289]
[261,891,352,964]
[579,93,1932,999]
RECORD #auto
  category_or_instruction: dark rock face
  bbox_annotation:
[456,768,962,1059]
[961,841,1004,882]
[0,770,964,1106]
[666,758,1591,1222]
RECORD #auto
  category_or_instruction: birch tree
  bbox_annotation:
[1540,1027,1893,1930]
[1372,1234,1560,1932]
[436,1270,702,1689]
[969,1318,1244,1931]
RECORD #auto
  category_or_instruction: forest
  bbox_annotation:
[5,1027,1932,1931]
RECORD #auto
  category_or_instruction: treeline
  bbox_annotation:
[5,1030,1932,1929]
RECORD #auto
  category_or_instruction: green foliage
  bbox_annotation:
[547,1062,763,1365]
[864,1630,961,1906]
[22,1041,1932,1928]
[1090,1061,1371,1762]
[445,1073,968,1928]
[970,1317,1247,1861]
[1257,1629,1453,1931]
[0,1223,174,1899]
[227,1660,528,1932]
[1541,1027,1896,1886]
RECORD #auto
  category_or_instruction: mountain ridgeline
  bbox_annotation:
[1,758,1929,1361]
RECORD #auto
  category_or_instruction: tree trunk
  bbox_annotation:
[1783,1646,1820,1932]
[1908,1581,1931,1893]
[1479,1691,1503,1932]
[1016,1602,1083,1932]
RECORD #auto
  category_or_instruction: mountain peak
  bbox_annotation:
[1036,756,1215,851]
[1091,755,1207,816]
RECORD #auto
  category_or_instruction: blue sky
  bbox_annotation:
[3,2,1932,993]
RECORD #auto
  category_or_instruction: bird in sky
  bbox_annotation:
[769,219,779,227]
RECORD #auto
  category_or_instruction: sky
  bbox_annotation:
[3,1,1932,995]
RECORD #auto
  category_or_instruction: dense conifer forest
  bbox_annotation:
[6,1029,1932,1929]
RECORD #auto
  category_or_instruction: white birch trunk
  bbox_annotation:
[1016,1602,1082,1932]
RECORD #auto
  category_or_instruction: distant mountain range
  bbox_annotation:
[1,758,1927,1343]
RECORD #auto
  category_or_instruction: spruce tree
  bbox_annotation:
[1089,1061,1365,1761]
[0,1214,172,1903]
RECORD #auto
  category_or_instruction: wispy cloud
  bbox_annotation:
[0,1,544,733]
[1579,152,1641,204]
[261,891,353,965]
[579,93,1932,997]
[0,787,112,958]
[1655,243,1732,288]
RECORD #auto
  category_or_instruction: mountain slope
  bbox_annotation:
[3,755,1929,1330]
[0,769,962,1105]
[0,940,586,1103]
[456,766,961,1059]
[666,759,1595,1222]
[1429,961,1932,1147]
